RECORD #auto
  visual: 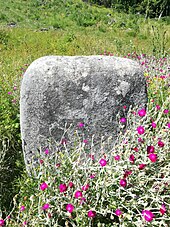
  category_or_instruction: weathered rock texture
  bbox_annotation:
[20,56,147,171]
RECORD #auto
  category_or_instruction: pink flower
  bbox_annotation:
[20,205,26,212]
[148,153,157,162]
[120,118,126,123]
[142,210,154,222]
[89,154,95,160]
[77,122,84,128]
[133,147,139,152]
[167,123,170,128]
[42,203,50,210]
[74,190,82,198]
[156,105,161,110]
[13,86,17,90]
[90,174,95,179]
[83,139,88,144]
[129,154,135,164]
[123,106,127,109]
[66,204,74,213]
[119,179,127,187]
[138,109,146,117]
[137,126,145,135]
[160,204,166,215]
[8,91,12,95]
[22,221,27,226]
[151,122,157,128]
[0,219,5,226]
[82,184,90,191]
[114,155,120,161]
[139,164,146,170]
[44,148,49,154]
[163,109,169,114]
[39,159,44,164]
[158,140,164,147]
[99,158,107,167]
[40,182,48,191]
[123,170,132,178]
[68,182,74,188]
[115,209,122,216]
[138,137,144,143]
[60,138,67,145]
[147,145,155,154]
[59,184,67,193]
[88,210,96,218]
[80,197,86,205]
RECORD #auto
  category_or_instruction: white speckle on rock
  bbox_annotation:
[82,83,90,92]
[119,81,130,97]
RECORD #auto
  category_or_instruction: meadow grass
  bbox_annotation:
[0,0,170,226]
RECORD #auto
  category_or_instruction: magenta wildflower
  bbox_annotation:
[0,219,5,226]
[119,179,127,187]
[123,170,132,178]
[44,148,49,154]
[138,137,144,143]
[22,221,27,226]
[74,190,83,199]
[89,154,95,160]
[20,205,26,212]
[8,91,12,95]
[115,209,122,216]
[148,153,157,162]
[167,123,170,128]
[151,122,157,128]
[80,197,86,205]
[83,139,88,144]
[59,184,67,193]
[99,158,107,167]
[60,138,67,145]
[40,182,48,191]
[39,159,44,164]
[42,203,50,210]
[147,145,155,154]
[114,155,120,161]
[133,147,139,152]
[156,105,161,110]
[77,122,84,128]
[90,174,95,179]
[138,109,146,117]
[139,164,146,170]
[88,210,96,218]
[137,126,145,135]
[12,99,17,103]
[68,182,74,188]
[158,140,164,147]
[129,154,135,164]
[160,204,166,215]
[82,184,90,191]
[120,118,126,123]
[163,109,169,114]
[142,210,154,222]
[13,86,17,90]
[56,163,60,168]
[66,204,74,213]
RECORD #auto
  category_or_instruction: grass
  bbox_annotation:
[0,0,170,226]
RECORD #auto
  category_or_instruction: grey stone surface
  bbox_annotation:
[20,56,147,172]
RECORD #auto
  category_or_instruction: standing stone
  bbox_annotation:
[20,56,147,172]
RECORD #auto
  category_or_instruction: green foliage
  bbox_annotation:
[86,0,170,18]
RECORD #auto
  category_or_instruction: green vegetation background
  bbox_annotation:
[0,0,169,214]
